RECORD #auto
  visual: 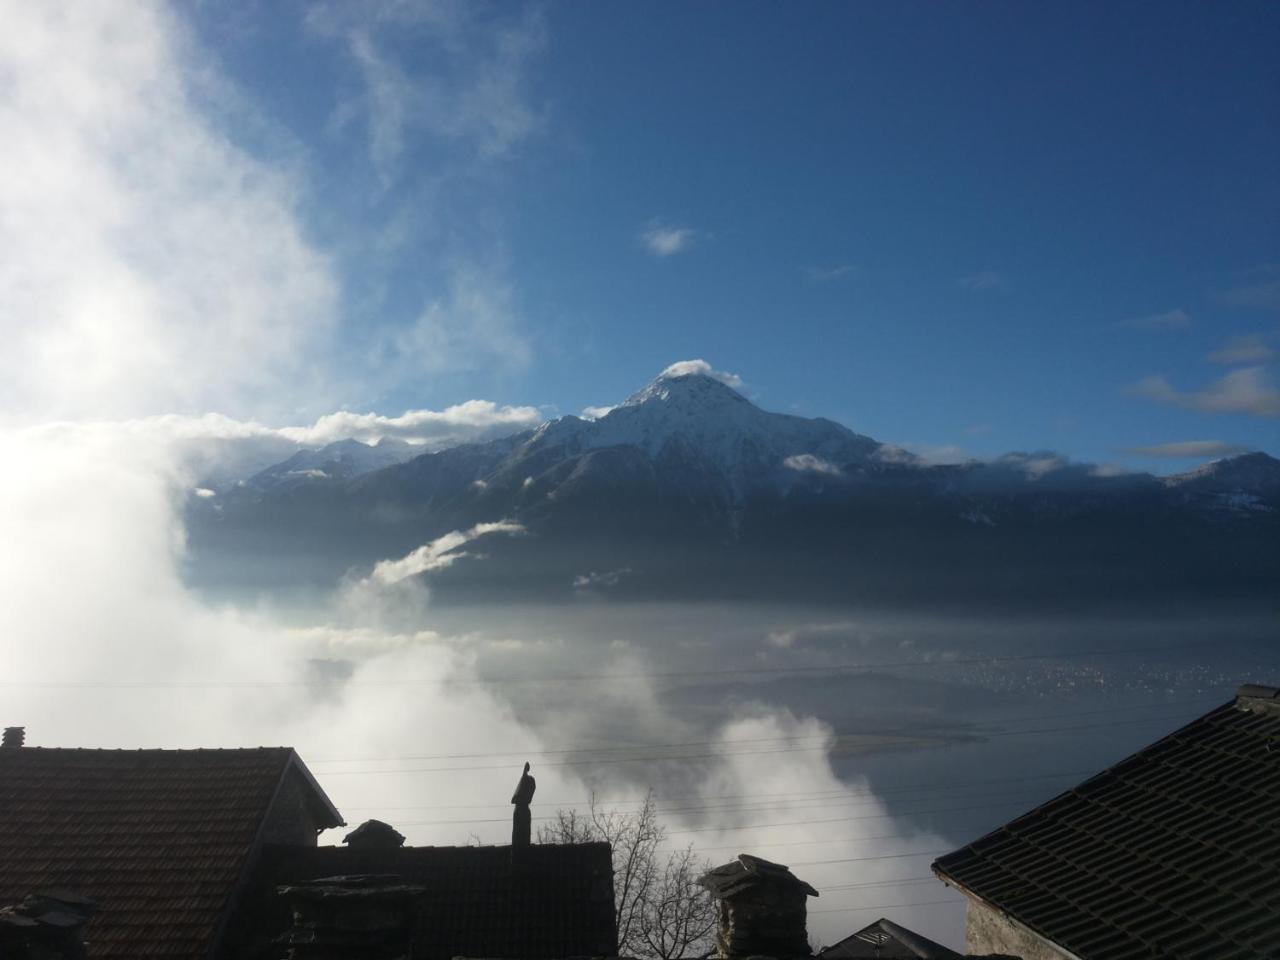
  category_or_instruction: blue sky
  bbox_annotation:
[8,1,1277,472]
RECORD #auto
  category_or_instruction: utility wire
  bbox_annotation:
[341,767,1091,814]
[809,897,961,916]
[306,697,1216,764]
[310,711,1203,776]
[792,849,951,866]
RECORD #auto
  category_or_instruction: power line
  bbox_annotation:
[662,801,1038,837]
[822,877,940,893]
[809,897,961,916]
[391,790,1047,828]
[792,849,951,867]
[341,766,1085,811]
[305,697,1216,765]
[305,711,1203,776]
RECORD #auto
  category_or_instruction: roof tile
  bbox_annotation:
[933,692,1280,960]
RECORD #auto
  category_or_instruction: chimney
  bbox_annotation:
[343,819,406,853]
[511,761,536,850]
[2,727,24,748]
[698,854,819,959]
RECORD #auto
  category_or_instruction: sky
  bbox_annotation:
[2,1,1274,470]
[202,0,1279,473]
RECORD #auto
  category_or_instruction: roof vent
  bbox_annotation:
[2,726,24,748]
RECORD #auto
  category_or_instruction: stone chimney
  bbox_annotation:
[2,727,24,748]
[344,819,406,853]
[698,854,818,959]
[510,761,536,850]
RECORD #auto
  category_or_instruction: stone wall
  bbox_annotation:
[965,898,1075,960]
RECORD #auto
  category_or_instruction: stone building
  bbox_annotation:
[932,684,1280,960]
[699,854,819,959]
[0,735,343,960]
[0,735,615,960]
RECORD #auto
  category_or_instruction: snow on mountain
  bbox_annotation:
[1163,451,1280,492]
[185,364,1279,603]
[244,436,420,490]
[1162,451,1280,515]
[511,368,880,497]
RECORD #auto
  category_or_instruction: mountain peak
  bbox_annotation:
[1165,450,1280,490]
[622,360,749,409]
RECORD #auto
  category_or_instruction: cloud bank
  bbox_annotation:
[1208,334,1277,365]
[1129,367,1280,418]
[1128,440,1254,459]
[0,0,339,423]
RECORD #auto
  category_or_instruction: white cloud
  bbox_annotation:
[802,264,856,282]
[641,221,697,257]
[384,266,533,375]
[659,359,744,389]
[1127,440,1254,459]
[0,0,339,423]
[306,1,546,186]
[1088,463,1136,478]
[1120,308,1192,330]
[958,271,1002,291]
[876,443,971,466]
[1129,367,1280,418]
[280,400,542,446]
[369,522,525,587]
[1219,267,1280,312]
[572,568,632,591]
[1207,334,1276,365]
[783,454,842,476]
[581,405,616,421]
[0,422,590,853]
[25,404,542,490]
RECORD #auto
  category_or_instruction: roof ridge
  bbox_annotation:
[1,745,295,752]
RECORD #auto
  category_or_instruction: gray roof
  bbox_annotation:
[933,685,1280,960]
[821,917,963,959]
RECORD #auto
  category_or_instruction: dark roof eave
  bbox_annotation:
[287,750,345,830]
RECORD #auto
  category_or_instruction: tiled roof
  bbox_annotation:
[820,917,963,959]
[239,842,617,960]
[0,747,337,960]
[933,686,1280,960]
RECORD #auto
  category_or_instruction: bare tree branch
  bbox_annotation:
[537,790,717,959]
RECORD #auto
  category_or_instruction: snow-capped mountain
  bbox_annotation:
[185,366,1280,608]
[239,437,420,491]
[489,369,881,500]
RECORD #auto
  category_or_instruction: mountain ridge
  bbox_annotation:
[185,367,1280,608]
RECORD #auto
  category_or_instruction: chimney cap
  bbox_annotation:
[2,726,25,748]
[699,853,819,899]
[343,819,406,850]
